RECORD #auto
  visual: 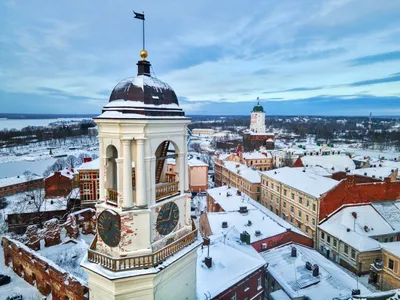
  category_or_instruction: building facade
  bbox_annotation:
[45,168,79,198]
[260,167,339,245]
[0,174,43,197]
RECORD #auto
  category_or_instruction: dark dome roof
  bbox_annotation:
[109,75,179,106]
[252,104,264,113]
[102,60,184,117]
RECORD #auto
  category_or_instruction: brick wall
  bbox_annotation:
[2,237,88,300]
[45,172,74,197]
[251,230,313,252]
[216,267,264,300]
[320,176,400,221]
[0,178,43,197]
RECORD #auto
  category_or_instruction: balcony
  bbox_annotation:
[107,189,118,204]
[156,181,179,201]
[87,221,198,271]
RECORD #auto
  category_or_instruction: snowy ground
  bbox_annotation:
[0,118,91,131]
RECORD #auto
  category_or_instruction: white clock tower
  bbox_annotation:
[81,49,201,300]
[250,99,266,133]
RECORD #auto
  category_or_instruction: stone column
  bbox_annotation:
[122,139,134,209]
[136,138,147,207]
[179,152,185,193]
[99,139,105,201]
[115,158,123,205]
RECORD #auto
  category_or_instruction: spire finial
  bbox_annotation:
[257,96,260,105]
[134,11,147,60]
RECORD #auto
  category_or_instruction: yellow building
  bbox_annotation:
[214,157,261,201]
[260,167,339,244]
[381,242,400,291]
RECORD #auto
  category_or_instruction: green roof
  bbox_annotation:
[252,103,264,113]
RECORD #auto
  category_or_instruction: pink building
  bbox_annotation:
[188,156,208,193]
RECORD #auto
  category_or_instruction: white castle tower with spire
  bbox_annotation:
[81,48,201,300]
[250,98,266,133]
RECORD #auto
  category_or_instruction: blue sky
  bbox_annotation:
[1,0,400,116]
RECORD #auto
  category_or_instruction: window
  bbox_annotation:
[276,209,279,215]
[257,187,260,192]
[231,293,237,300]
[283,202,286,208]
[344,245,349,255]
[271,183,274,189]
[327,235,331,243]
[390,237,394,242]
[299,197,303,204]
[389,259,394,270]
[312,218,315,225]
[313,204,316,211]
[384,238,388,243]
[305,227,309,233]
[333,239,337,248]
[291,206,294,213]
[291,193,295,200]
[351,249,356,259]
[276,197,279,204]
[266,181,268,187]
[277,186,280,192]
[284,189,287,196]
[307,200,310,207]
[270,205,273,211]
[306,215,309,222]
[290,216,294,223]
[298,210,302,218]
[297,221,302,229]
[321,232,325,239]
[257,277,262,289]
[244,283,249,292]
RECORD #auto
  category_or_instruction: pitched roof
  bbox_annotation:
[261,167,339,198]
[301,155,355,173]
[0,174,42,188]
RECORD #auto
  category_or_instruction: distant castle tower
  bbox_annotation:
[250,98,266,133]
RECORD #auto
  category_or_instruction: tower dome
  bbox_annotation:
[102,54,184,117]
[252,101,264,113]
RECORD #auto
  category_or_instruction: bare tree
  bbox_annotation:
[190,143,202,153]
[282,151,294,167]
[65,155,78,168]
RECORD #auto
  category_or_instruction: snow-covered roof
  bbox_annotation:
[319,203,400,252]
[296,166,332,177]
[301,155,356,173]
[217,153,231,161]
[351,167,397,180]
[381,242,400,257]
[223,161,260,183]
[206,186,306,239]
[345,149,400,161]
[196,238,265,299]
[0,174,42,188]
[261,167,339,198]
[243,152,269,160]
[78,158,135,171]
[77,158,100,170]
[47,168,78,179]
[97,110,187,119]
[188,157,208,167]
[261,243,370,300]
[371,201,400,231]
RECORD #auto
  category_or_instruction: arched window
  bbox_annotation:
[105,145,118,204]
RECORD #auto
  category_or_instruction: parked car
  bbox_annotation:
[0,274,11,286]
[6,294,23,300]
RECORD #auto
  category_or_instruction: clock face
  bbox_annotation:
[156,202,179,236]
[97,210,121,247]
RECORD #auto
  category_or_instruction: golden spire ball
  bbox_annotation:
[140,49,148,60]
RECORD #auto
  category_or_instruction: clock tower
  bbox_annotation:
[81,49,201,300]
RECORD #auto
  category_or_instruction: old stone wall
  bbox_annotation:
[2,237,88,300]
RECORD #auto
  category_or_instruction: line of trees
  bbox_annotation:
[43,153,98,177]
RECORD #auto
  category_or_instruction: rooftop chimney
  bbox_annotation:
[313,264,319,277]
[83,157,92,163]
[291,246,297,257]
[205,256,212,269]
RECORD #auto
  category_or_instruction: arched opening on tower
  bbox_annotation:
[154,140,180,201]
[105,144,118,204]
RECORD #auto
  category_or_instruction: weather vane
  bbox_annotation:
[133,11,147,60]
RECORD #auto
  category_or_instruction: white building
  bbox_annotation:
[81,51,201,300]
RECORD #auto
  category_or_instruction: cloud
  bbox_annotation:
[348,73,400,87]
[1,0,400,115]
[347,51,400,66]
